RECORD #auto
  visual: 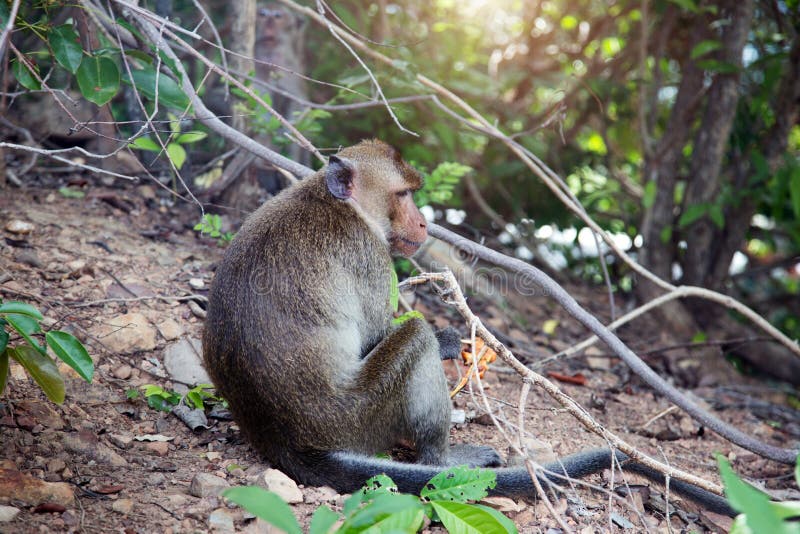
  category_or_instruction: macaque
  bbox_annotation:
[203,140,734,517]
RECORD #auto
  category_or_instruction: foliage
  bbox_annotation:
[138,383,225,413]
[194,214,234,245]
[718,453,800,534]
[224,466,516,534]
[0,300,93,404]
[414,162,473,207]
[130,113,207,171]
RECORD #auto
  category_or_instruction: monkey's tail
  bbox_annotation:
[326,449,736,517]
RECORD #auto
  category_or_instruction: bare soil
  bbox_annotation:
[0,184,797,533]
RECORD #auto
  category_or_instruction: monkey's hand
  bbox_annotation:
[434,327,462,361]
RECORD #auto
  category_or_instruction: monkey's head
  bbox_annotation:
[325,140,428,257]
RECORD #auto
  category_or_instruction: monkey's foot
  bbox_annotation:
[448,444,503,468]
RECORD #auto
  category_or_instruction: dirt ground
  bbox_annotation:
[0,183,798,533]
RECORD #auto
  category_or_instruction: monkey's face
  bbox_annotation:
[325,140,428,257]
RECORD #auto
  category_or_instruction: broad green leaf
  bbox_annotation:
[0,301,44,320]
[223,487,302,534]
[309,505,340,534]
[717,454,786,534]
[690,40,722,60]
[678,203,709,228]
[697,59,740,74]
[130,136,161,152]
[46,331,93,383]
[709,205,725,229]
[667,0,699,12]
[12,58,41,90]
[4,313,45,355]
[431,501,515,534]
[361,505,425,534]
[175,131,207,144]
[789,167,800,220]
[10,345,65,404]
[341,493,423,531]
[50,24,84,73]
[0,347,9,395]
[76,55,120,105]
[473,505,519,534]
[642,180,657,209]
[127,67,190,110]
[389,269,399,312]
[186,390,204,410]
[166,143,187,170]
[0,330,8,354]
[421,466,496,502]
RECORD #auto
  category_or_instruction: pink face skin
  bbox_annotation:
[388,190,427,257]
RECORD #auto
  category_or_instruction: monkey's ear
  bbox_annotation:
[326,155,355,199]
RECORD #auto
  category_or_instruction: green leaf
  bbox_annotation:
[76,55,120,106]
[697,59,740,74]
[130,136,161,152]
[678,203,709,228]
[186,390,204,410]
[472,505,519,534]
[50,24,84,74]
[716,454,785,533]
[175,131,207,144]
[4,313,45,355]
[127,67,190,110]
[12,58,41,90]
[58,186,86,199]
[0,301,44,320]
[341,493,424,532]
[393,310,425,325]
[0,347,9,396]
[166,143,187,170]
[789,167,800,220]
[361,504,425,534]
[223,487,302,534]
[667,0,699,13]
[0,330,8,355]
[9,345,66,404]
[431,501,515,534]
[420,466,497,502]
[709,204,725,229]
[46,331,93,383]
[389,269,399,312]
[309,505,340,534]
[642,180,657,209]
[690,40,722,60]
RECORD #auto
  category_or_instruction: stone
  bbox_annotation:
[189,278,205,290]
[62,431,128,467]
[107,433,133,449]
[144,441,170,457]
[163,337,211,385]
[112,364,132,380]
[507,437,557,466]
[91,312,157,354]
[0,469,74,506]
[112,498,134,514]
[156,318,184,341]
[5,220,34,234]
[252,469,302,504]
[208,508,236,532]
[0,505,20,522]
[46,458,66,473]
[189,473,230,498]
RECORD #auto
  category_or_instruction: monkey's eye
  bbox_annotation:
[396,189,412,198]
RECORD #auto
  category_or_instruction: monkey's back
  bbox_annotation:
[202,173,395,469]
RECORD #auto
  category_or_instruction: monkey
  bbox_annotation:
[202,139,736,518]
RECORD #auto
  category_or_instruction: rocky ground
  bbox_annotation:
[0,183,798,533]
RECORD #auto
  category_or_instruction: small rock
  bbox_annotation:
[167,494,188,508]
[208,508,235,532]
[46,458,66,473]
[450,409,466,424]
[66,259,86,272]
[91,312,157,354]
[303,486,339,505]
[189,473,230,498]
[507,437,557,466]
[62,431,128,467]
[147,472,167,486]
[189,278,205,290]
[163,337,211,385]
[157,318,184,341]
[0,468,74,506]
[0,505,20,522]
[206,452,222,462]
[5,220,34,234]
[112,364,133,380]
[15,250,43,268]
[253,469,302,504]
[144,442,170,457]
[112,498,134,514]
[107,434,133,450]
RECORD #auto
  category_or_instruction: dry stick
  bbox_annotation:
[540,285,800,368]
[279,0,799,464]
[0,0,20,60]
[410,270,725,495]
[115,4,315,180]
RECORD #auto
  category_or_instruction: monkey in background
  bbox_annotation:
[202,140,735,517]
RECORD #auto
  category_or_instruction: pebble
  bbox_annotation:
[144,442,170,457]
[252,469,303,504]
[91,312,157,354]
[107,433,133,450]
[0,505,20,522]
[208,508,235,532]
[163,337,211,385]
[0,468,74,506]
[156,318,184,341]
[112,364,133,380]
[5,220,34,234]
[112,498,134,514]
[189,278,205,290]
[189,473,230,498]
